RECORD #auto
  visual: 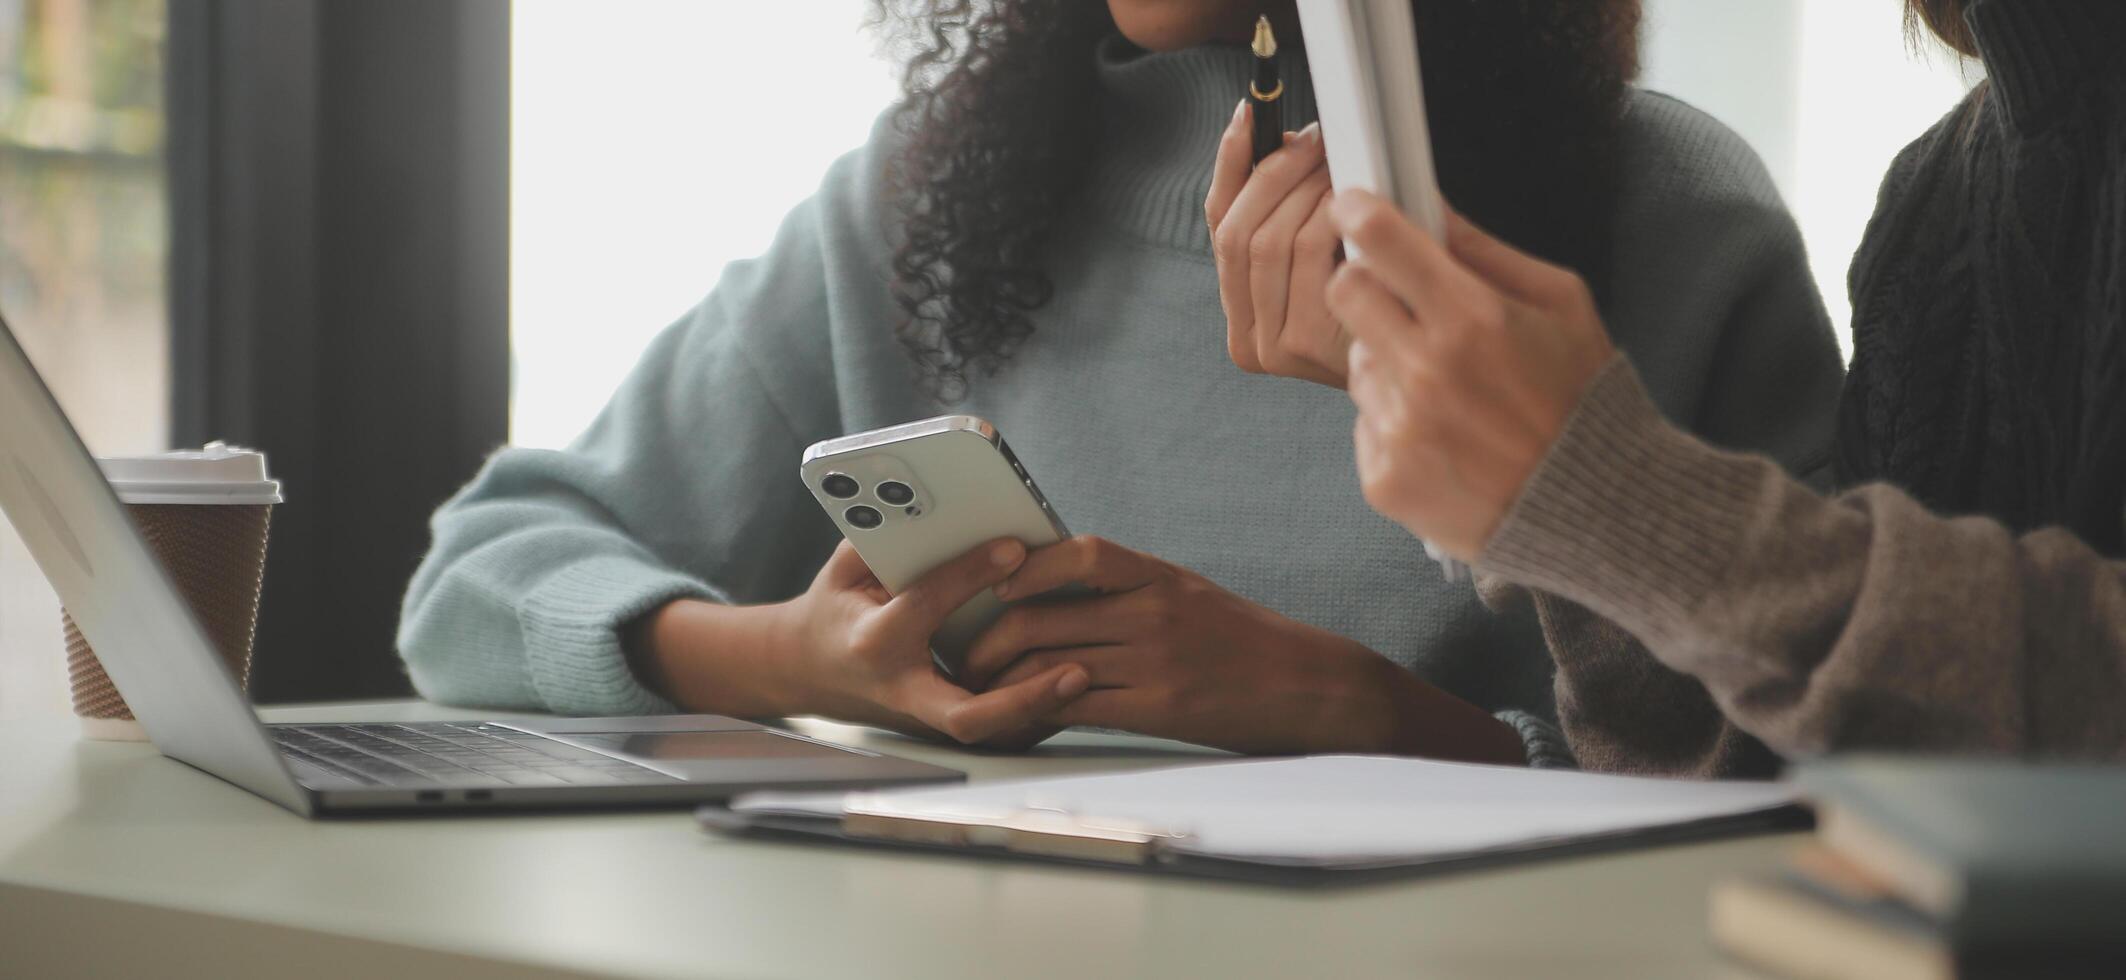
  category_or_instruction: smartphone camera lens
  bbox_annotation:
[845,505,884,530]
[876,481,915,506]
[821,473,860,499]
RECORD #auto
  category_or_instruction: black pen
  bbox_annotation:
[1249,15,1283,168]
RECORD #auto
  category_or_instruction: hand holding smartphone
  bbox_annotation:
[801,417,1072,676]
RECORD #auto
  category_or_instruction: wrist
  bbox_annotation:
[633,598,803,718]
[1362,655,1526,765]
[748,597,813,718]
[1300,638,1425,754]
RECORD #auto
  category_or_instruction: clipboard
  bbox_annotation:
[699,756,1810,887]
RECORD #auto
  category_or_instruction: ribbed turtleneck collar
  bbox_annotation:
[1079,35,1319,253]
[1966,0,2126,132]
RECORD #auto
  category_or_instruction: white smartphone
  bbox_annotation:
[800,416,1071,673]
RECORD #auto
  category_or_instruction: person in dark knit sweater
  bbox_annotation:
[1309,0,2126,773]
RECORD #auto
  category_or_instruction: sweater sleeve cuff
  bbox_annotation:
[516,556,721,716]
[1476,357,1762,648]
[1496,710,1577,769]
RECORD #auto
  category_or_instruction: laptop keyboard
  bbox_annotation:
[271,722,676,789]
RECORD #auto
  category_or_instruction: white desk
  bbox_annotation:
[0,700,1795,979]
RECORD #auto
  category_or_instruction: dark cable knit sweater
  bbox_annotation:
[1839,0,2126,556]
[1479,0,2126,776]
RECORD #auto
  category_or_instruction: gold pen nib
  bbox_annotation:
[1252,15,1277,59]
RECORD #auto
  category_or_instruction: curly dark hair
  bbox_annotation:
[868,1,1642,397]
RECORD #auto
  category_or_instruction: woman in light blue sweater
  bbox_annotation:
[398,0,1842,765]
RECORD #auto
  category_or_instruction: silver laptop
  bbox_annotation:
[0,312,962,815]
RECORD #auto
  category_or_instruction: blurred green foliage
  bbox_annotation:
[1,0,166,156]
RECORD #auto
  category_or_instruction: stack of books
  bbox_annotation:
[1711,759,2126,980]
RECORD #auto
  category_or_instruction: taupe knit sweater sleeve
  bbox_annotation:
[1481,357,2126,765]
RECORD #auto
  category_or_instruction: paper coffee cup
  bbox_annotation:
[63,444,281,740]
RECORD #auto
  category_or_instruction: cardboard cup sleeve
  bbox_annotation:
[63,502,272,726]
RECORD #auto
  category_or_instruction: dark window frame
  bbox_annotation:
[167,0,510,703]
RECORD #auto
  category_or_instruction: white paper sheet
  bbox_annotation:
[734,755,1798,869]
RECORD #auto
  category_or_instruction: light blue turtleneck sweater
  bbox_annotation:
[397,40,1844,763]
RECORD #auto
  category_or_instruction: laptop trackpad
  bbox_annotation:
[545,730,877,779]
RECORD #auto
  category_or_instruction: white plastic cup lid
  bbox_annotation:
[98,442,283,506]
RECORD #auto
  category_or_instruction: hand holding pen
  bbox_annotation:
[1207,112,1346,388]
[1207,19,1346,389]
[1212,15,1347,385]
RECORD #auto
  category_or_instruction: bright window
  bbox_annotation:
[1644,0,1982,351]
[509,0,899,450]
